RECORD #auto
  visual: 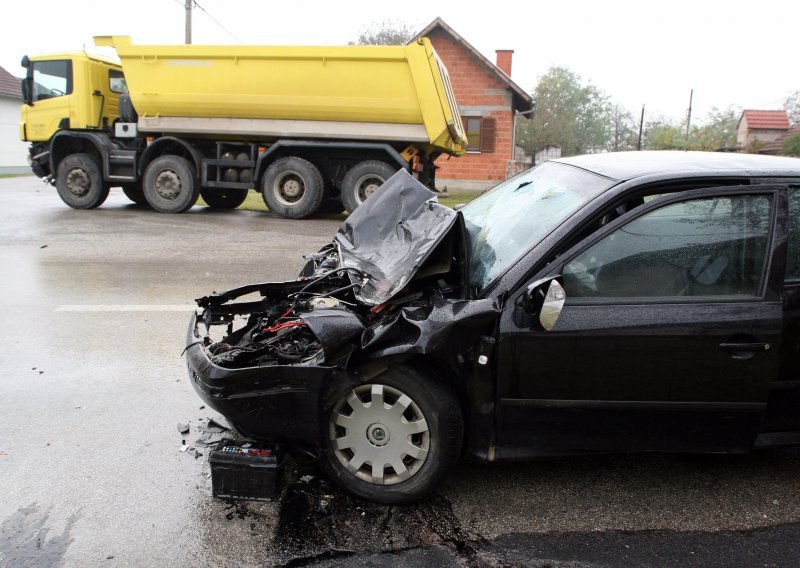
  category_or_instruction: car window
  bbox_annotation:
[788,188,800,281]
[460,162,616,293]
[562,194,772,301]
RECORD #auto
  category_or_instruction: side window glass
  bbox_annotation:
[563,195,772,300]
[32,60,72,101]
[788,189,800,281]
[109,70,128,94]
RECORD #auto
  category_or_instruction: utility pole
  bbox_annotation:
[685,89,693,147]
[637,104,645,151]
[185,0,193,45]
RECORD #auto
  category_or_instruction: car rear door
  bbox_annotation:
[495,185,787,455]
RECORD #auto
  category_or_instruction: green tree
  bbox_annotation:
[351,20,416,46]
[689,106,740,151]
[644,107,740,151]
[785,91,800,126]
[609,104,638,152]
[781,133,800,157]
[516,66,612,158]
[643,119,685,150]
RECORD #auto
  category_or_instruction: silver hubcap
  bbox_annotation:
[355,174,384,205]
[329,384,429,486]
[66,167,91,197]
[155,170,181,200]
[273,171,305,206]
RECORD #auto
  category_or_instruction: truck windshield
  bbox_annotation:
[32,60,72,101]
[460,161,616,293]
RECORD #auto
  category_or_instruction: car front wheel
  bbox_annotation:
[322,365,463,504]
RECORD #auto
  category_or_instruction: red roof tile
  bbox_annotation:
[0,65,21,99]
[741,109,790,130]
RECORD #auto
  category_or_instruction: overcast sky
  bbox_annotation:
[1,0,796,124]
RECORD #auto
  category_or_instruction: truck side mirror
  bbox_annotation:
[20,57,33,106]
[21,78,33,106]
[521,277,566,331]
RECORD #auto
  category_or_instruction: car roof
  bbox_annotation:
[553,151,800,181]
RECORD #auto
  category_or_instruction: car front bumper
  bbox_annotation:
[185,310,335,450]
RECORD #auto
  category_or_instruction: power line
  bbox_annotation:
[192,1,244,44]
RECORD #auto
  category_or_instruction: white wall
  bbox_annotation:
[0,96,29,173]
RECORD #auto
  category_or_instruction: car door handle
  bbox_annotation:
[719,342,770,352]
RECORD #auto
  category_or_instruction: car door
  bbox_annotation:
[761,185,800,438]
[495,185,786,455]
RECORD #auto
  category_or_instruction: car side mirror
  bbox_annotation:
[522,277,566,331]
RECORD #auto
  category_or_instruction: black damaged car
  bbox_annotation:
[185,151,800,504]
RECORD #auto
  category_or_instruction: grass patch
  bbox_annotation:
[198,189,482,213]
[0,173,33,179]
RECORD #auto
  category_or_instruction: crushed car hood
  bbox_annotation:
[334,169,459,306]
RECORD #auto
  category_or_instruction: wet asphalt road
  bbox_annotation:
[1,176,800,567]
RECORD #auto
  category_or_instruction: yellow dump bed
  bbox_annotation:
[95,36,466,155]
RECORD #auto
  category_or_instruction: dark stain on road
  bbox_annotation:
[0,503,80,568]
[266,457,486,566]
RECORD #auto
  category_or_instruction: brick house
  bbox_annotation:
[410,18,533,191]
[737,109,790,153]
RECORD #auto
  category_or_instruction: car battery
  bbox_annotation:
[209,439,282,501]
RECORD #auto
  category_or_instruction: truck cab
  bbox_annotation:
[20,52,124,177]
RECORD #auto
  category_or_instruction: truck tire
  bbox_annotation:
[143,155,199,213]
[121,184,148,206]
[340,160,397,214]
[55,153,110,209]
[201,188,248,209]
[261,157,324,219]
[322,365,463,505]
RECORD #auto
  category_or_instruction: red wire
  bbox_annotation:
[265,320,306,333]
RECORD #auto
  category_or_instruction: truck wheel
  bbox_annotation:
[261,157,324,219]
[201,188,248,210]
[121,185,148,206]
[340,160,397,214]
[143,155,199,213]
[322,365,463,505]
[55,153,110,209]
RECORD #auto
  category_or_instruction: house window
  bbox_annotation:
[462,116,496,153]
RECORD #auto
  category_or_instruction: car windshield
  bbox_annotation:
[460,161,617,292]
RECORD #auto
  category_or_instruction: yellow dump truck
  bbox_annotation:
[19,36,466,217]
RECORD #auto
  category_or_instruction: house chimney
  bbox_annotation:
[495,49,513,76]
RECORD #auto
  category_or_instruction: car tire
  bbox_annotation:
[200,188,248,209]
[340,160,397,214]
[321,365,463,504]
[261,157,324,219]
[143,155,199,213]
[121,184,149,206]
[55,153,110,209]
